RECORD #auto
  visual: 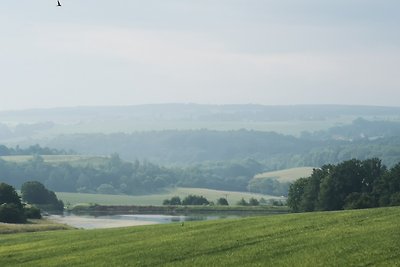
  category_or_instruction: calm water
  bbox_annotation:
[50,214,238,229]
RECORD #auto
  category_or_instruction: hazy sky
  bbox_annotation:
[1,1,399,110]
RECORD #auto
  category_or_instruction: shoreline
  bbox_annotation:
[49,215,159,229]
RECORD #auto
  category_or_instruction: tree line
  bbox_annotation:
[0,153,288,196]
[0,144,72,156]
[287,158,400,212]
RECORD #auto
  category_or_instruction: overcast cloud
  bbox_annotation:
[1,0,399,110]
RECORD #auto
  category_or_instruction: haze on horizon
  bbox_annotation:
[1,1,399,111]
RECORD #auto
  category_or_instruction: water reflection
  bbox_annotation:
[49,214,238,229]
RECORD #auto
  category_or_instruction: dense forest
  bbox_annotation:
[287,158,400,212]
[0,152,288,196]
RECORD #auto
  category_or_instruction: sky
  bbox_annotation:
[1,0,400,110]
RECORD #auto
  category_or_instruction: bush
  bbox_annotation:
[249,198,260,206]
[162,196,182,205]
[216,198,229,206]
[390,192,400,206]
[0,203,26,223]
[236,198,248,206]
[24,205,42,219]
[182,195,209,205]
[344,193,376,210]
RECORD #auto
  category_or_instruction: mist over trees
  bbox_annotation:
[1,104,400,124]
[1,105,400,199]
[0,153,279,196]
[0,144,72,156]
[42,126,400,169]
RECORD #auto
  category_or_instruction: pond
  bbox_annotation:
[49,214,238,229]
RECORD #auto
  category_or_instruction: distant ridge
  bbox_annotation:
[1,104,400,123]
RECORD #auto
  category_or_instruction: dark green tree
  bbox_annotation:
[21,181,64,212]
[21,181,49,204]
[318,160,364,211]
[163,196,182,205]
[0,182,22,208]
[0,183,25,223]
[288,158,394,212]
[300,167,328,211]
[287,178,309,212]
[182,195,209,205]
[374,163,400,206]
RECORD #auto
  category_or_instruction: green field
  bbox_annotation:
[0,207,399,266]
[254,167,315,182]
[57,187,281,206]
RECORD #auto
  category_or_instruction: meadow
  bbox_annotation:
[0,207,399,266]
[57,187,280,206]
[254,167,314,182]
[0,219,72,234]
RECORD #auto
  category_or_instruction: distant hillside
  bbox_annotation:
[39,129,400,168]
[44,130,317,164]
[2,104,400,170]
[1,104,400,123]
[1,104,400,142]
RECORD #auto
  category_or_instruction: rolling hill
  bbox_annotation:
[254,167,314,182]
[56,187,280,206]
[0,207,399,266]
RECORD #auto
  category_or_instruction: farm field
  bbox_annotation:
[254,167,314,182]
[57,187,281,206]
[0,207,399,266]
[0,155,108,166]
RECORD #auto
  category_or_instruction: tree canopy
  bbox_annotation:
[287,158,400,212]
[21,181,64,212]
[0,182,22,208]
[0,183,25,223]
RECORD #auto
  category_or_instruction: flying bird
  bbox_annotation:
[57,1,62,7]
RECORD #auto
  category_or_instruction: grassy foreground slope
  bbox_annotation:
[57,187,279,206]
[1,207,399,266]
